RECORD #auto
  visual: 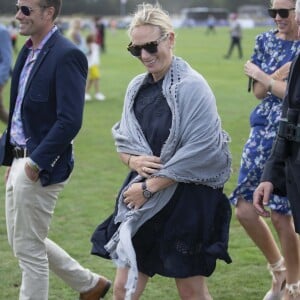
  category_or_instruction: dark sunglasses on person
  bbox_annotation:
[15,4,48,16]
[15,4,35,16]
[268,8,295,18]
[127,34,168,57]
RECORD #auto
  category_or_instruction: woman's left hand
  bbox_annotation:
[123,182,147,210]
[130,155,162,178]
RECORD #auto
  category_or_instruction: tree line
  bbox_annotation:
[0,0,270,16]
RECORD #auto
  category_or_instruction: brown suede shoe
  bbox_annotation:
[79,277,111,300]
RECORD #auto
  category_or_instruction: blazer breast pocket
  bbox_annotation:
[29,79,50,102]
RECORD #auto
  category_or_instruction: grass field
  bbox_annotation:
[0,26,282,299]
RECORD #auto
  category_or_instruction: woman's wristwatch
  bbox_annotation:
[142,181,154,199]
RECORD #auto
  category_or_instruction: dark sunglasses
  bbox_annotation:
[15,4,47,16]
[15,5,35,16]
[127,34,168,57]
[268,8,295,18]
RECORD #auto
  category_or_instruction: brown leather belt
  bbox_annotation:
[12,146,28,158]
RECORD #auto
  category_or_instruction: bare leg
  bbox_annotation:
[235,198,285,298]
[85,79,92,101]
[271,211,300,300]
[94,79,105,100]
[175,276,212,300]
[93,79,100,94]
[86,79,92,94]
[236,198,282,263]
[113,267,149,300]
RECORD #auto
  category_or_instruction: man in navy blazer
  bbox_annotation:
[0,1,110,299]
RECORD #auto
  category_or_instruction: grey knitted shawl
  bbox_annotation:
[105,56,232,299]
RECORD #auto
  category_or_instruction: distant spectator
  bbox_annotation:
[224,13,243,59]
[85,33,105,101]
[0,23,12,124]
[110,18,117,34]
[55,18,66,35]
[68,18,86,53]
[94,16,106,53]
[206,14,216,34]
[7,20,18,53]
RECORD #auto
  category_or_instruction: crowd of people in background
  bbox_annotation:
[0,13,109,112]
[0,8,246,118]
[67,17,106,101]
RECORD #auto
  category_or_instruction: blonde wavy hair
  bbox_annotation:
[270,0,296,7]
[127,3,174,38]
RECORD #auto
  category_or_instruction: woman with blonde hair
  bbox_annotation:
[68,18,86,53]
[92,3,232,299]
[230,0,300,299]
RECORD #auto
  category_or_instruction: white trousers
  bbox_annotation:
[5,158,99,300]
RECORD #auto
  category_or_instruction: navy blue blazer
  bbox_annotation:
[0,30,88,186]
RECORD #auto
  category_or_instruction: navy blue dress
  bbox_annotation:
[91,74,232,278]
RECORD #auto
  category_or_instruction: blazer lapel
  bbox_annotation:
[10,46,29,107]
[24,31,58,94]
[24,47,50,93]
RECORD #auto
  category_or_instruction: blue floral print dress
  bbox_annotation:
[229,29,300,214]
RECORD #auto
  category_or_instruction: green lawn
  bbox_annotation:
[0,26,281,299]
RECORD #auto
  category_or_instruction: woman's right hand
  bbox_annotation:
[130,155,163,178]
[244,60,265,80]
[253,181,274,218]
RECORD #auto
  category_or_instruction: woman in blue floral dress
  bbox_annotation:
[229,0,300,299]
